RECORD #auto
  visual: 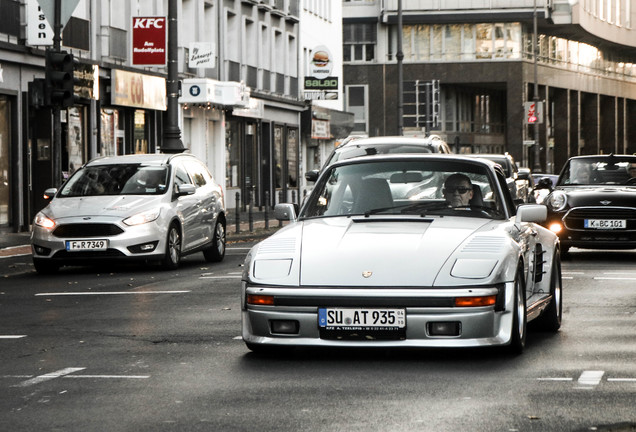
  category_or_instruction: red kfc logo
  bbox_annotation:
[132,17,167,65]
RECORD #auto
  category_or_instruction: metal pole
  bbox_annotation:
[52,0,62,186]
[397,0,404,136]
[532,0,542,173]
[161,0,185,153]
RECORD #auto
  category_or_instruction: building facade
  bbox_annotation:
[0,0,309,233]
[342,0,636,173]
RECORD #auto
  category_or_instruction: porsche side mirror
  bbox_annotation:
[274,203,297,221]
[515,204,547,224]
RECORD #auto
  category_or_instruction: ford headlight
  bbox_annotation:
[123,208,161,226]
[34,212,56,229]
[546,191,567,211]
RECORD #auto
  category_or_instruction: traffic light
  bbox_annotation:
[45,50,75,108]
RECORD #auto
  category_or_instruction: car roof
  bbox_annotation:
[330,153,498,169]
[85,153,198,166]
[567,154,636,161]
[340,136,447,148]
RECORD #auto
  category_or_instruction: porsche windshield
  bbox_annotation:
[301,160,505,219]
[58,164,169,197]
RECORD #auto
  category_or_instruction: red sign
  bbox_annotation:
[132,17,167,65]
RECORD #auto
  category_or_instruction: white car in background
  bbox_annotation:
[242,155,562,354]
[31,153,226,273]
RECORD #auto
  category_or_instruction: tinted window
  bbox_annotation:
[59,164,168,197]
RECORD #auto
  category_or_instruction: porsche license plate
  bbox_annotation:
[66,239,108,251]
[584,219,626,229]
[318,308,406,330]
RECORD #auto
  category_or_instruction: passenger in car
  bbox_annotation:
[442,173,474,207]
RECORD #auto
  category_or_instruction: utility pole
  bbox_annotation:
[397,0,404,136]
[161,0,185,153]
[532,0,542,173]
[52,0,63,186]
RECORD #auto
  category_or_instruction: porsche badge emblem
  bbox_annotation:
[600,200,612,205]
[362,271,373,278]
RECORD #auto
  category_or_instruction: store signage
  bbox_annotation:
[308,45,333,80]
[26,0,54,46]
[311,119,330,139]
[180,79,250,107]
[74,64,99,100]
[524,101,543,124]
[132,16,167,66]
[304,77,338,90]
[303,91,338,101]
[188,43,215,68]
[111,69,166,110]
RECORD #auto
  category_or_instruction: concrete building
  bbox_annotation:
[0,0,307,233]
[342,0,636,173]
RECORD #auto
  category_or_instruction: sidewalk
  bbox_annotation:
[0,210,285,254]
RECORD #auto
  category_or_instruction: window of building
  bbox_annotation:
[287,128,298,188]
[345,85,368,133]
[343,23,376,62]
[476,24,493,59]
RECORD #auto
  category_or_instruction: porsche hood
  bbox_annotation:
[247,216,510,287]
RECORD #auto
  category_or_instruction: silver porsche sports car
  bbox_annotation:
[242,155,562,354]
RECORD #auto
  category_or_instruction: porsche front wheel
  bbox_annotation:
[508,268,527,354]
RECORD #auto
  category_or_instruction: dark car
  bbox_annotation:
[305,135,452,182]
[537,154,636,253]
[466,153,532,203]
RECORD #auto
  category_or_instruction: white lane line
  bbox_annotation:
[537,377,573,381]
[562,272,585,275]
[607,378,636,382]
[577,370,604,387]
[0,335,26,339]
[562,277,574,280]
[593,277,636,281]
[228,247,253,251]
[35,291,190,296]
[603,272,636,275]
[64,375,149,379]
[13,367,86,387]
[200,276,242,279]
[1,375,34,379]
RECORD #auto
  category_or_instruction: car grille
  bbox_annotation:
[563,206,636,231]
[53,223,124,238]
[52,249,126,259]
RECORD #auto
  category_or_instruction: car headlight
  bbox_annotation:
[253,259,293,279]
[123,208,161,226]
[34,212,56,229]
[546,191,568,211]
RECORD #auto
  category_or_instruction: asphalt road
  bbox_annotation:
[0,246,635,432]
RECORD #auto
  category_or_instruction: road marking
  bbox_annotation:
[607,378,636,382]
[0,335,26,339]
[537,377,573,381]
[603,272,636,275]
[562,277,574,280]
[63,375,149,379]
[13,367,86,387]
[35,291,190,296]
[593,277,636,281]
[200,276,241,279]
[562,271,584,275]
[577,370,604,387]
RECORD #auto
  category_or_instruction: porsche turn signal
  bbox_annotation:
[455,295,497,307]
[247,294,275,305]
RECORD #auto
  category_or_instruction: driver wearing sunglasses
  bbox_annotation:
[443,173,474,207]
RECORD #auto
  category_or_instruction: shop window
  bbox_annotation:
[226,120,240,189]
[66,107,84,176]
[0,96,9,226]
[287,128,298,188]
[346,85,368,133]
[134,110,148,154]
[274,125,283,188]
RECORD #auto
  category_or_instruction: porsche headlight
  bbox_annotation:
[546,191,567,211]
[253,259,293,279]
[123,208,161,226]
[34,212,56,229]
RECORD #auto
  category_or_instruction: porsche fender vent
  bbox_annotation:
[461,237,506,253]
[258,237,296,254]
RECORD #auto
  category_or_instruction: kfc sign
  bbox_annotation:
[132,16,166,65]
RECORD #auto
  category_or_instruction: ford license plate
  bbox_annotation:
[318,308,406,330]
[584,219,626,229]
[66,239,108,251]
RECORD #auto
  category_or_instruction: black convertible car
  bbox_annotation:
[537,154,636,253]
